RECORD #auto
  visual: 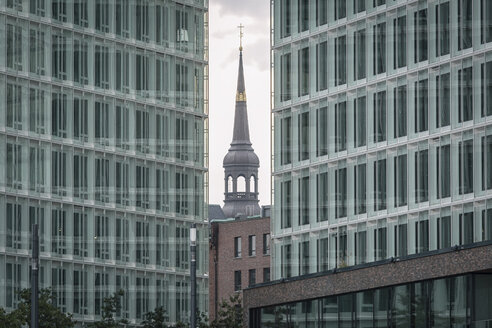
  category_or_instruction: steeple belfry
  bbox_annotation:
[222,33,261,218]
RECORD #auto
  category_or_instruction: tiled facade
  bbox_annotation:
[0,0,208,325]
[271,0,492,280]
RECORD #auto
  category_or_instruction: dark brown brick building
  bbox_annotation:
[244,242,492,327]
[209,208,271,321]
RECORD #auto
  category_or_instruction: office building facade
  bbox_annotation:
[271,0,492,282]
[0,0,209,325]
[244,0,492,326]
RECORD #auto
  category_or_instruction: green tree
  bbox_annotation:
[141,306,168,328]
[90,290,128,328]
[0,308,9,328]
[140,307,210,328]
[0,307,23,328]
[210,293,243,328]
[7,288,75,328]
[170,322,188,328]
[197,311,209,328]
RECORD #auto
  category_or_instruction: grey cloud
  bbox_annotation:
[223,36,270,72]
[210,21,268,41]
[210,0,270,52]
[213,0,269,19]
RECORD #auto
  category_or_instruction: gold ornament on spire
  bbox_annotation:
[236,91,246,102]
[236,23,247,101]
[238,23,244,51]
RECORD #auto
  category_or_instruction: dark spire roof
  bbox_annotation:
[223,49,259,166]
[231,50,251,146]
[236,51,246,97]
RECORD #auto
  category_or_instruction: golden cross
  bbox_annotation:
[238,23,244,51]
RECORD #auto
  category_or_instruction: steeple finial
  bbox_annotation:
[235,29,246,102]
[238,23,244,51]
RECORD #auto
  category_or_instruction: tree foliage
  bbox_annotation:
[141,306,168,328]
[0,307,23,328]
[140,307,210,328]
[209,293,243,328]
[140,306,210,328]
[89,290,129,328]
[0,288,75,328]
[0,288,235,328]
[196,311,209,328]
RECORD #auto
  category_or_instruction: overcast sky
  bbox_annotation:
[208,1,271,207]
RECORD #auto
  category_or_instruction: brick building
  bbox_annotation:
[209,209,271,321]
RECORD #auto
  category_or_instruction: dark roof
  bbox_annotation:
[236,51,245,94]
[222,145,259,166]
[231,50,251,146]
[223,50,259,167]
[208,204,226,220]
[211,214,270,224]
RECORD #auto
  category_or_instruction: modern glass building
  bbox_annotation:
[0,0,209,325]
[271,0,492,280]
[258,273,492,327]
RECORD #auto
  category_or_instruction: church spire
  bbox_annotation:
[236,24,246,103]
[231,25,250,146]
[235,50,246,102]
[222,26,261,218]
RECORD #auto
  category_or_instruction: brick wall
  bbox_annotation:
[243,242,492,327]
[209,216,271,321]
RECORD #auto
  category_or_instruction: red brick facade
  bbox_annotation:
[209,216,270,321]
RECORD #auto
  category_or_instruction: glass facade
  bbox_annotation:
[0,0,209,325]
[272,0,492,279]
[254,273,492,327]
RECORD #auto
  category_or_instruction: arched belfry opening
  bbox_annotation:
[249,175,256,194]
[237,176,246,193]
[222,43,261,218]
[227,176,233,193]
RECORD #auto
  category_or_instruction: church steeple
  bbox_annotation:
[235,50,246,102]
[231,49,251,146]
[222,29,261,218]
[236,24,246,103]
